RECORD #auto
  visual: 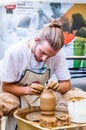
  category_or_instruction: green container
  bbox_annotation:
[73,37,86,68]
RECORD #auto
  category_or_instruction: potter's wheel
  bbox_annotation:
[26,110,67,121]
[26,111,58,128]
[26,111,41,121]
[26,111,57,122]
[26,110,70,128]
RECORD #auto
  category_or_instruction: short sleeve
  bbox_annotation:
[50,49,71,80]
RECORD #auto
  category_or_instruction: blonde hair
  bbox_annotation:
[37,20,64,50]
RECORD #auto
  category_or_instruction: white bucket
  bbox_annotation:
[68,98,86,123]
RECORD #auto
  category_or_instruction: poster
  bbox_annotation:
[0,1,86,69]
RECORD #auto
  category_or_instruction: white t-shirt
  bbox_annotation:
[1,40,71,82]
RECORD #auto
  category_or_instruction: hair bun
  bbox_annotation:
[49,20,61,28]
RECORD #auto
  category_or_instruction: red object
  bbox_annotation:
[63,32,75,45]
[5,4,16,10]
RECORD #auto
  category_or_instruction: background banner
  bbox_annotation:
[0,1,86,69]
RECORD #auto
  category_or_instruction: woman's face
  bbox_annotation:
[33,40,58,62]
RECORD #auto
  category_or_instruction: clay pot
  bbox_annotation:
[40,89,56,115]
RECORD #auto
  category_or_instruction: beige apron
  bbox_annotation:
[18,42,50,107]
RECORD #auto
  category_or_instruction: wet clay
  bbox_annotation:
[39,89,57,128]
[40,89,56,115]
[39,114,57,128]
[26,89,70,128]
